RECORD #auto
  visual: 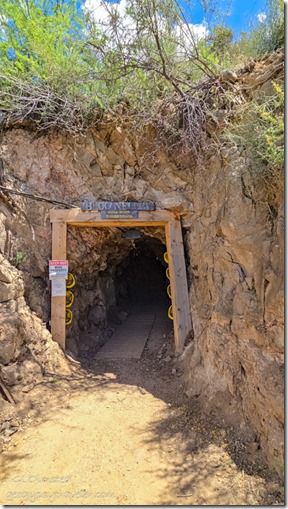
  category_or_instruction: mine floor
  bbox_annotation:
[95,307,156,360]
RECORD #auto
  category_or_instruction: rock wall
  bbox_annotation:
[0,50,284,472]
[181,148,284,473]
[0,254,69,380]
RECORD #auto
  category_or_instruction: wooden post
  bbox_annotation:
[51,221,67,350]
[165,218,192,354]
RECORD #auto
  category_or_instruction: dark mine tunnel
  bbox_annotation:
[115,237,170,309]
[66,228,173,359]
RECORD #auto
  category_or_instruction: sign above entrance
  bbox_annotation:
[101,210,139,219]
[49,260,68,279]
[80,200,156,214]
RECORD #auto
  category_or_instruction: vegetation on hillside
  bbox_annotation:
[0,0,284,195]
[0,0,284,118]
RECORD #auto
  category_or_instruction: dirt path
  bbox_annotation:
[0,310,284,505]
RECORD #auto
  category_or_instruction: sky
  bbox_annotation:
[83,0,269,40]
[178,0,269,36]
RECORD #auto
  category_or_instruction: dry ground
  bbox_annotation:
[0,311,284,505]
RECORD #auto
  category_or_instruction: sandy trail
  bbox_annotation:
[0,310,283,505]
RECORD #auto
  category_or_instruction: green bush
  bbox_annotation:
[11,251,28,268]
[253,82,284,172]
[250,0,284,56]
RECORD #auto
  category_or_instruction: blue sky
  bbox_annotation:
[178,0,268,36]
[85,0,270,37]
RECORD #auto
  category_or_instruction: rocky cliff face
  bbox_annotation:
[0,253,69,382]
[0,50,284,473]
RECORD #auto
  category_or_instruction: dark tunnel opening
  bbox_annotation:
[115,237,170,311]
[66,230,173,359]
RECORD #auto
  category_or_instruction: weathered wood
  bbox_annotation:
[51,221,67,350]
[165,219,192,353]
[50,208,175,224]
[69,221,168,228]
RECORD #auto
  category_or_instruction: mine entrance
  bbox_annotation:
[65,230,172,359]
[50,207,192,354]
[115,237,169,311]
[93,234,172,360]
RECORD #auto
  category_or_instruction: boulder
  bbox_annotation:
[0,255,24,303]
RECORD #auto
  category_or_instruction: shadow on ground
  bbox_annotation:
[0,306,284,505]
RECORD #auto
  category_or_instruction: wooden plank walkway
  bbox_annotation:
[95,313,155,360]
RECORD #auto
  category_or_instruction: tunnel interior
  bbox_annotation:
[115,237,169,310]
[66,227,173,357]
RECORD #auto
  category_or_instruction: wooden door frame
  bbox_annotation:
[50,208,192,355]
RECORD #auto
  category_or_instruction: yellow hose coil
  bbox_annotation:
[66,290,74,308]
[167,284,172,298]
[66,308,73,325]
[66,272,76,289]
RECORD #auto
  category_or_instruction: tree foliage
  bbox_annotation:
[0,0,284,131]
[208,24,233,58]
[253,82,284,173]
[0,1,87,84]
[249,0,284,56]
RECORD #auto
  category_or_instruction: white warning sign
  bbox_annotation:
[51,278,66,297]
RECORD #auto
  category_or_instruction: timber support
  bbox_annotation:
[50,208,192,354]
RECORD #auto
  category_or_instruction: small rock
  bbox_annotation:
[245,442,259,454]
[0,436,11,443]
[3,428,17,437]
[10,419,20,428]
[220,70,238,83]
[172,367,177,375]
[247,494,256,505]
[164,356,172,363]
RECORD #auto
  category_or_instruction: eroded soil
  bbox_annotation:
[0,310,284,505]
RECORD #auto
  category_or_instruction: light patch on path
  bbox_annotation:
[1,382,179,505]
[0,309,281,505]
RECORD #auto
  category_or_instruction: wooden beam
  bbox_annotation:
[165,219,192,354]
[51,221,67,350]
[50,208,175,224]
[68,221,168,228]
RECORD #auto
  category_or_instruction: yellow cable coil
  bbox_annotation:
[168,305,173,320]
[167,284,171,298]
[66,290,74,308]
[66,272,76,289]
[66,308,73,325]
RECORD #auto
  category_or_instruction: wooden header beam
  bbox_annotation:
[50,208,192,355]
[50,208,176,224]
